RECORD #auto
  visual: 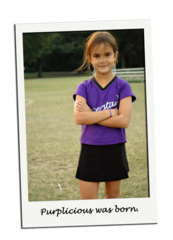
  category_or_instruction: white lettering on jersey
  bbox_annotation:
[91,101,118,112]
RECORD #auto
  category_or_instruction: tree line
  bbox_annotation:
[23,29,145,77]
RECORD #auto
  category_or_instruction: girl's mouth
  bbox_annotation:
[99,65,107,68]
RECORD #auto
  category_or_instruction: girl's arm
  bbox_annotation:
[97,97,132,128]
[74,95,116,125]
[76,97,132,128]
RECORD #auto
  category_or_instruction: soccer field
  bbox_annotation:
[24,76,148,201]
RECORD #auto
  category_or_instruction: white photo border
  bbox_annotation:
[15,20,157,228]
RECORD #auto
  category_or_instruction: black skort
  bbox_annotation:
[76,143,129,182]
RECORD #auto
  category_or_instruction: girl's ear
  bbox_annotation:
[89,55,92,64]
[114,51,118,63]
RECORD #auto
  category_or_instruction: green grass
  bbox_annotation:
[25,76,148,201]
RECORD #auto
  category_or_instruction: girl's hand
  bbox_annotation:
[110,108,119,117]
[76,100,92,112]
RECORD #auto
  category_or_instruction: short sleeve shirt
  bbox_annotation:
[73,76,136,145]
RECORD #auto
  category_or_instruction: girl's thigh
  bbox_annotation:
[105,180,121,198]
[79,180,99,199]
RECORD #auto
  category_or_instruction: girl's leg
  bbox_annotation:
[79,180,99,199]
[105,180,121,198]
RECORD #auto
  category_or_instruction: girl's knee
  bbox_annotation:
[105,190,120,199]
[105,181,121,199]
[79,180,99,199]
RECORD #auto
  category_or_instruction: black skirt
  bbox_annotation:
[76,143,129,182]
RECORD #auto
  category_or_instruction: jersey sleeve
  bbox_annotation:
[73,81,87,101]
[119,81,136,102]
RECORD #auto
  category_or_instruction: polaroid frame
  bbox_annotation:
[15,20,157,228]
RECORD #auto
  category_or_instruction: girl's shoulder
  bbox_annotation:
[116,76,136,102]
[115,76,130,88]
[78,77,94,88]
[115,76,130,90]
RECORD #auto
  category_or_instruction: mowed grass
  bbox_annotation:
[25,76,148,201]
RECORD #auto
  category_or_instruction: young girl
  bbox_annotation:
[73,31,136,199]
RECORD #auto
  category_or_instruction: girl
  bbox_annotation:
[73,31,136,199]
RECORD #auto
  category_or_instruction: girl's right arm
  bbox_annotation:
[74,95,113,125]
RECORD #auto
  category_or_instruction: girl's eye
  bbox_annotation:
[93,54,111,58]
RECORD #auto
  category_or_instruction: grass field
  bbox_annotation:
[25,76,148,201]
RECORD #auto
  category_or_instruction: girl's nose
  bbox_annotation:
[100,56,106,63]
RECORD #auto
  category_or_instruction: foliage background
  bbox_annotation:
[23,29,145,77]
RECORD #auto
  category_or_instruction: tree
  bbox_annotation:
[109,29,145,68]
[23,33,59,77]
[41,31,96,73]
[23,30,145,75]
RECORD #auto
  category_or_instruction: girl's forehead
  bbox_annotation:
[91,42,113,53]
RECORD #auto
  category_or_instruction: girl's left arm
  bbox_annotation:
[97,96,132,128]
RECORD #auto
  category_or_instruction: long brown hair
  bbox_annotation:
[72,31,118,75]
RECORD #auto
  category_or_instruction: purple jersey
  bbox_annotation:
[73,76,136,145]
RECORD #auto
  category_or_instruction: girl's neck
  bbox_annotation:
[94,71,115,85]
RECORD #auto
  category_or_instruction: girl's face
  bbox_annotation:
[89,42,117,75]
